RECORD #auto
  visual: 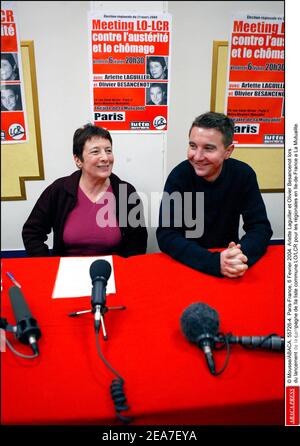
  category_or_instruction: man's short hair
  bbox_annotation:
[73,123,112,160]
[189,112,234,147]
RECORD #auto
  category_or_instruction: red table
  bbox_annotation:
[1,246,284,425]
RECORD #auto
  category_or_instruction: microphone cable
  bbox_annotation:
[212,331,283,375]
[206,333,231,376]
[0,317,39,359]
[95,331,133,424]
[4,338,39,359]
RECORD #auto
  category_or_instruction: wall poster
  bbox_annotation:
[225,13,284,146]
[88,10,171,132]
[1,1,28,143]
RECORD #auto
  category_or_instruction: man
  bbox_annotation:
[156,112,273,278]
[147,84,167,105]
[1,85,22,111]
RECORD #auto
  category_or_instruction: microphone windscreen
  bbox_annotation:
[9,286,32,321]
[90,259,112,281]
[180,302,219,343]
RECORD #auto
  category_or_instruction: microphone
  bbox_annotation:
[89,260,132,422]
[8,286,41,355]
[89,259,112,334]
[223,335,284,351]
[180,302,285,375]
[180,302,219,375]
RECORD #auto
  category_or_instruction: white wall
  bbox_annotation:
[1,0,284,254]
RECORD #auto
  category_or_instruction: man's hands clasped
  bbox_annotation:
[220,241,248,278]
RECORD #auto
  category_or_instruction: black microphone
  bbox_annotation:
[8,286,41,355]
[223,335,284,351]
[181,302,284,375]
[180,302,219,375]
[89,260,112,333]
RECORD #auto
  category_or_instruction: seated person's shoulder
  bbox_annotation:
[45,170,81,193]
[226,158,260,193]
[167,160,194,183]
[110,172,138,193]
[227,157,256,177]
[169,159,193,177]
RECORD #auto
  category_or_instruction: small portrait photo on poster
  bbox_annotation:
[1,84,23,111]
[1,53,20,81]
[146,83,168,106]
[146,56,168,80]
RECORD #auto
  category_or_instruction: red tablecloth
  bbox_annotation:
[1,246,284,425]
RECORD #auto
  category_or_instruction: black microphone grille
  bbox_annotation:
[180,302,220,343]
[90,259,112,281]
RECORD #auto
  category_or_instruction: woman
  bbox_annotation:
[1,53,20,81]
[147,57,168,80]
[22,124,148,257]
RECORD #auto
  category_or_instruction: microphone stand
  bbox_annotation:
[68,303,126,340]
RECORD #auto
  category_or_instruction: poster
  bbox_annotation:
[1,1,28,143]
[88,10,171,132]
[285,0,299,425]
[225,13,284,146]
